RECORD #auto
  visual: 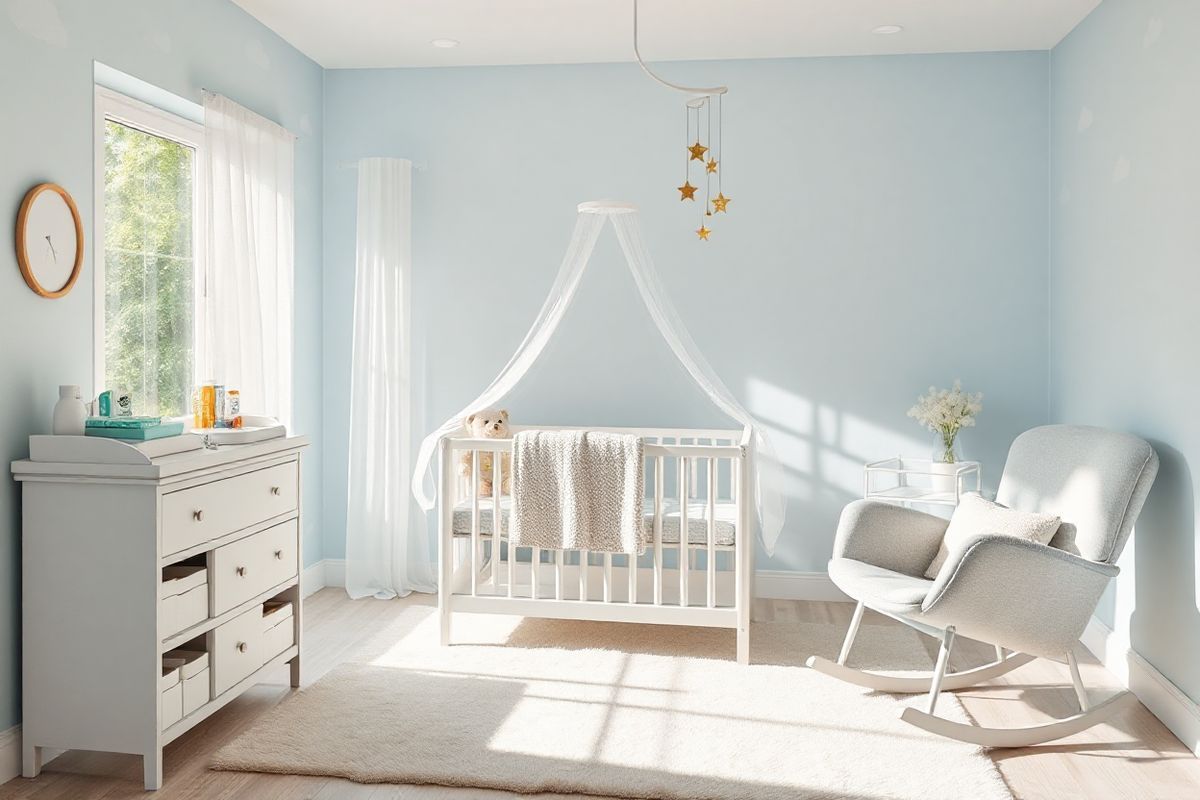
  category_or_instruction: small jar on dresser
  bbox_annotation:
[11,433,308,790]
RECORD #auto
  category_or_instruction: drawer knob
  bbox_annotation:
[236,566,247,577]
[273,549,283,560]
[236,642,248,653]
[193,510,204,522]
[270,486,281,496]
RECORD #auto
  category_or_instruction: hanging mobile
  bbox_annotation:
[633,0,730,240]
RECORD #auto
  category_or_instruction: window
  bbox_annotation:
[94,88,204,418]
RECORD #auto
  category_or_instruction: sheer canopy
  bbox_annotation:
[412,201,786,556]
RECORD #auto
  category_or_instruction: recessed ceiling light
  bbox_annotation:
[431,38,459,48]
[872,25,904,35]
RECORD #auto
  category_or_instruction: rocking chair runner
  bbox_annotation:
[807,425,1159,746]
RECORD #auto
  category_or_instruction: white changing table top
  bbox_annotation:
[11,434,310,482]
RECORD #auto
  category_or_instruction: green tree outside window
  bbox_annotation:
[103,120,194,418]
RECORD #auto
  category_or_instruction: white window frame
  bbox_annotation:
[93,86,206,412]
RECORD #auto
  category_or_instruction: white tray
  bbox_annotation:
[193,416,286,445]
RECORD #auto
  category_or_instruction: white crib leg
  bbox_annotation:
[735,450,751,664]
[747,539,760,623]
[438,439,454,646]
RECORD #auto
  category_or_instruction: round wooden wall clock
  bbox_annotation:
[16,182,84,299]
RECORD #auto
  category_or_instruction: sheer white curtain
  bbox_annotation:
[202,91,295,426]
[345,158,435,598]
[412,202,786,556]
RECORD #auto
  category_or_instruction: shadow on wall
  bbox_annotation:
[1130,441,1198,678]
[744,376,950,547]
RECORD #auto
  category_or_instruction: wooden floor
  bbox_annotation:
[2,589,1197,799]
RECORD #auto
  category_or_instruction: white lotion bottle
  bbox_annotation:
[52,384,88,435]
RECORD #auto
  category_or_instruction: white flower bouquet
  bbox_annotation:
[908,380,983,464]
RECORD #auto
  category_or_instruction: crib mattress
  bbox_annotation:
[451,496,738,546]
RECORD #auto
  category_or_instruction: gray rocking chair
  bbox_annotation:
[807,425,1158,746]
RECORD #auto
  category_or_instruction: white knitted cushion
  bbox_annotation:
[924,493,1061,579]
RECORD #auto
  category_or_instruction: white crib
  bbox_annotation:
[437,425,754,663]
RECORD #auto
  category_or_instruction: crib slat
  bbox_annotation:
[730,447,737,503]
[470,453,480,597]
[690,442,699,498]
[581,550,590,602]
[532,547,540,599]
[555,549,564,600]
[492,450,502,596]
[654,456,664,605]
[680,458,690,608]
[628,552,637,605]
[506,541,515,599]
[604,553,613,602]
[707,457,717,609]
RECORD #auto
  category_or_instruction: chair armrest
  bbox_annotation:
[832,499,950,577]
[920,535,1118,658]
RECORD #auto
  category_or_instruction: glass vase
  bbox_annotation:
[929,433,963,495]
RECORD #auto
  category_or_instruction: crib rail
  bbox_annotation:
[438,427,753,662]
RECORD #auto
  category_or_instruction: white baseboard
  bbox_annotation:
[304,559,847,602]
[301,558,348,597]
[300,560,327,597]
[754,570,851,601]
[324,558,346,589]
[1081,615,1200,757]
[0,725,18,785]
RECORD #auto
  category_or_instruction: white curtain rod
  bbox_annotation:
[201,88,299,140]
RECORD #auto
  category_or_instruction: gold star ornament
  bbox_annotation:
[696,224,711,240]
[711,192,731,213]
[677,181,698,201]
[705,158,719,174]
[688,141,708,161]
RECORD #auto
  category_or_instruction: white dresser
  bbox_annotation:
[11,434,308,790]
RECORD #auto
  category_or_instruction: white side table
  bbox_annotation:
[863,457,981,508]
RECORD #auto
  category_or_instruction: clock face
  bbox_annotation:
[17,183,83,298]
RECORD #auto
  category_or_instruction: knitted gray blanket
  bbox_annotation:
[510,430,645,554]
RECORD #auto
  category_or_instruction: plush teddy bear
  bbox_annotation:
[459,409,512,496]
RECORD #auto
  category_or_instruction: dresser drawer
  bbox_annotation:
[211,606,263,696]
[161,461,298,556]
[211,520,298,616]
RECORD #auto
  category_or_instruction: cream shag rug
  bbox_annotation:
[213,610,1012,800]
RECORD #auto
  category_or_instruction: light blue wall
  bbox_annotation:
[1051,0,1200,703]
[0,0,323,730]
[322,53,1051,571]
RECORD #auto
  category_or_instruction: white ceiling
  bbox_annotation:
[231,0,1101,70]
